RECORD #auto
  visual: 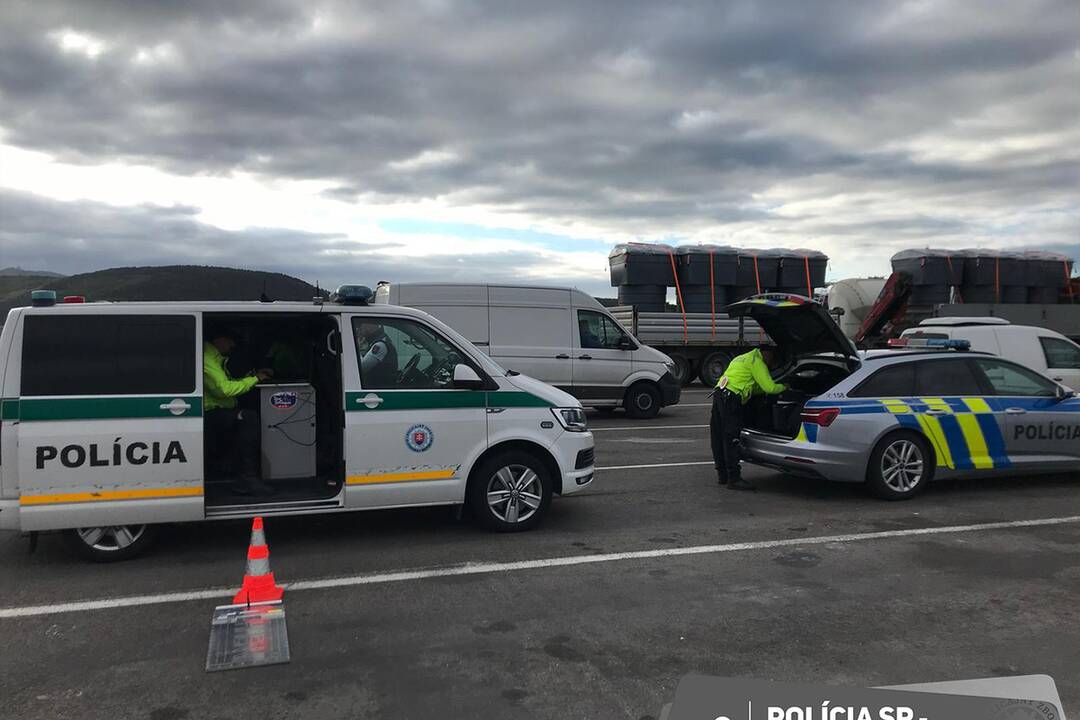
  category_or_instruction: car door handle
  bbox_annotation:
[356,393,384,408]
[555,354,570,359]
[159,399,191,414]
[1005,407,1026,415]
[924,408,948,415]
[1052,377,1064,382]
[578,355,593,360]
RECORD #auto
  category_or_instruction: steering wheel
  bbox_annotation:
[395,353,422,385]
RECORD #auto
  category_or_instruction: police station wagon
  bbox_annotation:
[728,294,1080,499]
[0,287,595,560]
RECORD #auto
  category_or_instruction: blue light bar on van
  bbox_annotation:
[887,337,971,350]
[330,285,374,305]
[30,290,57,307]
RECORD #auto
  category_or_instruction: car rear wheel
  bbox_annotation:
[866,431,933,500]
[468,451,553,532]
[64,524,157,562]
[698,351,731,387]
[624,382,661,419]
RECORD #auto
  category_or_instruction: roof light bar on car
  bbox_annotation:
[886,337,971,350]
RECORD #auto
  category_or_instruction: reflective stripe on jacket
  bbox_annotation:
[716,348,786,403]
[204,341,259,411]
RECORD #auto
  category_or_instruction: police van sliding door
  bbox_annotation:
[16,312,204,531]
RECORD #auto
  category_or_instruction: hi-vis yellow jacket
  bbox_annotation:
[204,341,259,411]
[716,348,786,403]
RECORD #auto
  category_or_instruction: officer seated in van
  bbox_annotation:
[355,320,399,387]
[204,326,274,496]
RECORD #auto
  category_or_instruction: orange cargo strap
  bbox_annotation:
[803,255,812,297]
[668,249,688,343]
[1065,260,1075,303]
[753,254,762,294]
[995,257,1000,303]
[709,251,717,339]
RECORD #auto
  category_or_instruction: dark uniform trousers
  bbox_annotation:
[205,407,260,481]
[710,389,744,484]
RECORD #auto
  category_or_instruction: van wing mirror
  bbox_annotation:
[617,336,636,351]
[452,364,485,389]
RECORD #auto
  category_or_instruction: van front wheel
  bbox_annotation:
[468,451,553,532]
[64,524,156,562]
[624,382,661,419]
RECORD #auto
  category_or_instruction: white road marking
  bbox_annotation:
[591,424,708,432]
[3,515,1079,619]
[598,461,714,471]
[675,402,712,407]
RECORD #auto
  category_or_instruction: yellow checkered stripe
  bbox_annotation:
[880,397,1007,471]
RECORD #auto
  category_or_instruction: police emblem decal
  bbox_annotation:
[405,424,434,452]
[270,391,298,409]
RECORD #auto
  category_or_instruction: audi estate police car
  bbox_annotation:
[0,287,595,560]
[728,295,1080,500]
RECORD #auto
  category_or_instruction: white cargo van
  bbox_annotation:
[901,318,1080,390]
[373,283,681,418]
[0,287,595,560]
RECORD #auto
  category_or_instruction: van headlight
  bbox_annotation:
[551,407,588,432]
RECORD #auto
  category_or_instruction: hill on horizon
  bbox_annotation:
[0,265,326,318]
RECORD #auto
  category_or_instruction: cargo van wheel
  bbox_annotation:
[624,382,661,419]
[64,524,157,562]
[468,451,553,532]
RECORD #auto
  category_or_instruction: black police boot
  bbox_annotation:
[716,469,728,485]
[727,472,756,491]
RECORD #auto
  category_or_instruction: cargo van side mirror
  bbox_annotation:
[617,336,636,351]
[452,364,485,390]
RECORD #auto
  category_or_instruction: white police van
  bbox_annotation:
[0,287,595,560]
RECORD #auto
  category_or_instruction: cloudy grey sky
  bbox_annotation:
[1,0,1077,295]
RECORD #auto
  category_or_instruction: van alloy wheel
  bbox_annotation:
[880,439,924,492]
[486,464,543,524]
[76,525,147,552]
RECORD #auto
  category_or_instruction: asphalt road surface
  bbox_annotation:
[2,386,1079,719]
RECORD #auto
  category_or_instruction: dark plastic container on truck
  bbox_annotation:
[617,284,667,312]
[890,249,961,286]
[734,249,779,293]
[674,245,738,287]
[679,285,730,313]
[1023,251,1073,291]
[960,286,999,304]
[609,243,676,287]
[997,252,1026,287]
[1027,287,1061,304]
[908,286,951,306]
[959,250,1001,286]
[777,249,828,294]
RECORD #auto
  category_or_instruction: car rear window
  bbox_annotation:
[850,363,916,397]
[22,314,196,396]
[914,359,983,396]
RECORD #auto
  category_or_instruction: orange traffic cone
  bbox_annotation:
[233,517,284,605]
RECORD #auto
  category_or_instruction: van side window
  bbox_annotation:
[914,359,983,396]
[1040,337,1080,369]
[849,363,915,398]
[577,311,628,350]
[21,315,196,396]
[352,317,472,390]
[974,358,1058,397]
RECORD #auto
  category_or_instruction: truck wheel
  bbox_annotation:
[468,451,553,532]
[624,382,661,419]
[63,524,157,562]
[866,431,934,500]
[698,351,731,387]
[669,354,694,386]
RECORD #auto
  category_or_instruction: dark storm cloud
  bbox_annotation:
[0,189,609,293]
[0,0,1077,256]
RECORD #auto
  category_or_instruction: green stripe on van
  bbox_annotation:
[345,390,553,411]
[16,396,203,421]
[1,399,18,421]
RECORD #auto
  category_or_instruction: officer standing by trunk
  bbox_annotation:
[711,346,786,490]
